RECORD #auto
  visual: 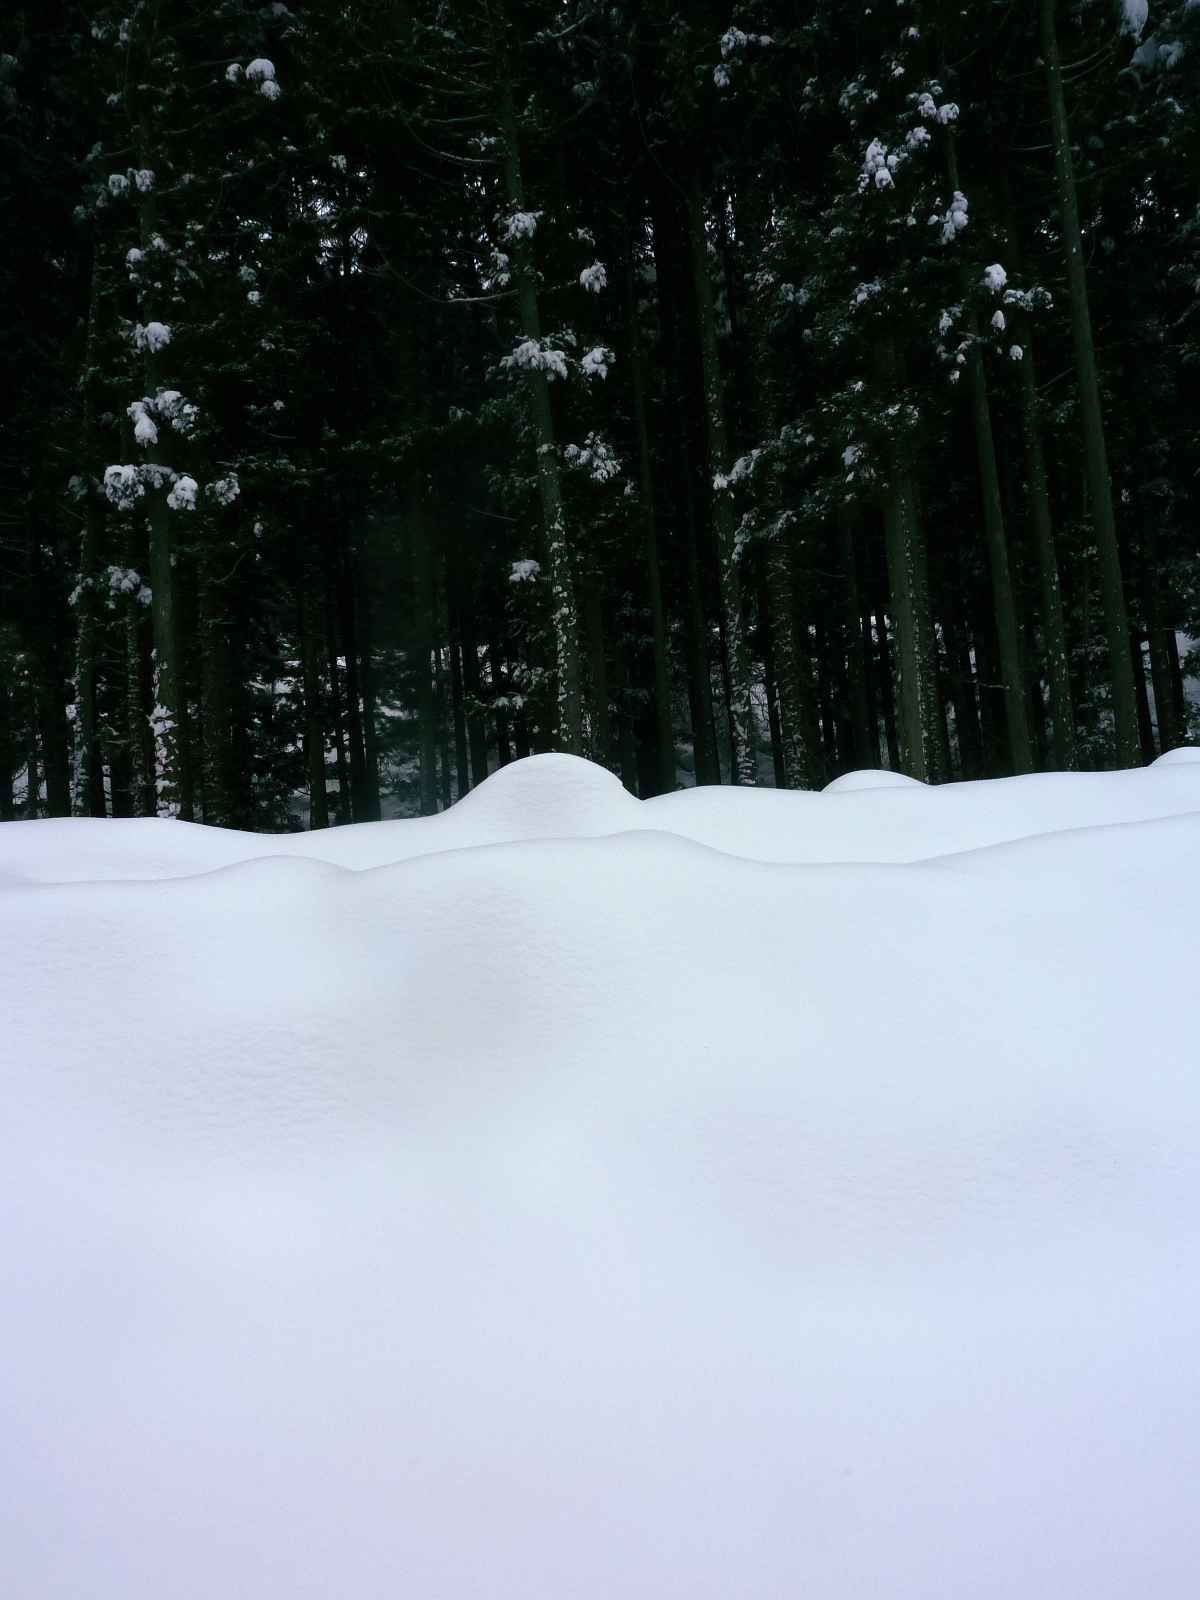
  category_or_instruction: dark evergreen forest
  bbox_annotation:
[2,0,1197,828]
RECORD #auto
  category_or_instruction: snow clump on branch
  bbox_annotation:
[581,345,613,380]
[206,475,240,506]
[133,321,172,353]
[502,339,568,381]
[509,559,541,583]
[503,211,541,242]
[579,262,606,293]
[166,475,199,511]
[563,433,620,483]
[246,59,280,99]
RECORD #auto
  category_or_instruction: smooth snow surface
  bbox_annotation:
[2,753,1200,1599]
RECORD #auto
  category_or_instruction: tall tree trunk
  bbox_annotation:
[456,562,489,787]
[757,571,786,788]
[24,669,39,818]
[579,585,613,771]
[334,533,369,821]
[872,337,942,782]
[354,539,383,821]
[432,579,452,809]
[946,137,1032,773]
[297,564,329,830]
[999,194,1078,771]
[1136,494,1177,752]
[838,518,876,770]
[763,543,815,787]
[488,621,512,766]
[324,569,351,824]
[446,569,471,797]
[137,108,192,819]
[684,166,756,784]
[610,639,638,795]
[618,210,674,792]
[75,238,107,816]
[0,657,13,821]
[650,193,720,785]
[490,11,582,753]
[26,515,70,816]
[198,550,233,827]
[1039,0,1139,766]
[406,482,440,816]
[1131,631,1156,763]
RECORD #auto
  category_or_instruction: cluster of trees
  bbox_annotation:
[2,0,1197,829]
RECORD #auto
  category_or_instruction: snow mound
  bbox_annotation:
[444,749,640,840]
[823,766,925,792]
[2,760,1200,1597]
[1152,744,1200,767]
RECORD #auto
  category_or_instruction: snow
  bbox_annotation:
[133,320,172,352]
[982,261,1007,292]
[2,752,1200,1598]
[167,474,199,511]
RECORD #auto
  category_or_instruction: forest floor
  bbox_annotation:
[2,750,1200,1598]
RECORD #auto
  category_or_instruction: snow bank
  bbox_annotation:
[2,753,1199,1598]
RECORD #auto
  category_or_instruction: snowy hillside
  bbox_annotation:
[3,751,1200,1599]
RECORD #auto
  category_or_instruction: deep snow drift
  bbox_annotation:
[2,751,1200,1599]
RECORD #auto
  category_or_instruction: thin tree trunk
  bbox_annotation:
[1136,497,1177,752]
[354,540,383,820]
[446,570,471,797]
[199,551,233,827]
[1131,631,1157,763]
[651,196,720,785]
[684,166,756,784]
[764,543,815,787]
[758,573,786,788]
[324,569,351,823]
[432,582,452,810]
[872,334,943,782]
[137,108,192,819]
[618,211,674,791]
[75,239,107,816]
[490,11,582,753]
[456,563,489,787]
[947,138,1032,773]
[580,585,613,771]
[298,568,329,830]
[406,482,440,816]
[488,621,511,766]
[610,638,638,795]
[839,517,876,770]
[1040,0,1139,766]
[24,670,39,818]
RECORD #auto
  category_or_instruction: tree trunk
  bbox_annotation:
[137,108,192,819]
[406,482,440,816]
[872,335,943,783]
[488,622,511,766]
[650,194,720,785]
[1039,0,1140,766]
[947,137,1031,773]
[490,11,582,753]
[684,166,756,784]
[75,239,107,816]
[199,552,233,827]
[446,570,471,797]
[1136,498,1177,752]
[456,563,489,787]
[354,541,383,820]
[579,585,613,771]
[297,569,329,830]
[838,517,876,770]
[618,211,674,792]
